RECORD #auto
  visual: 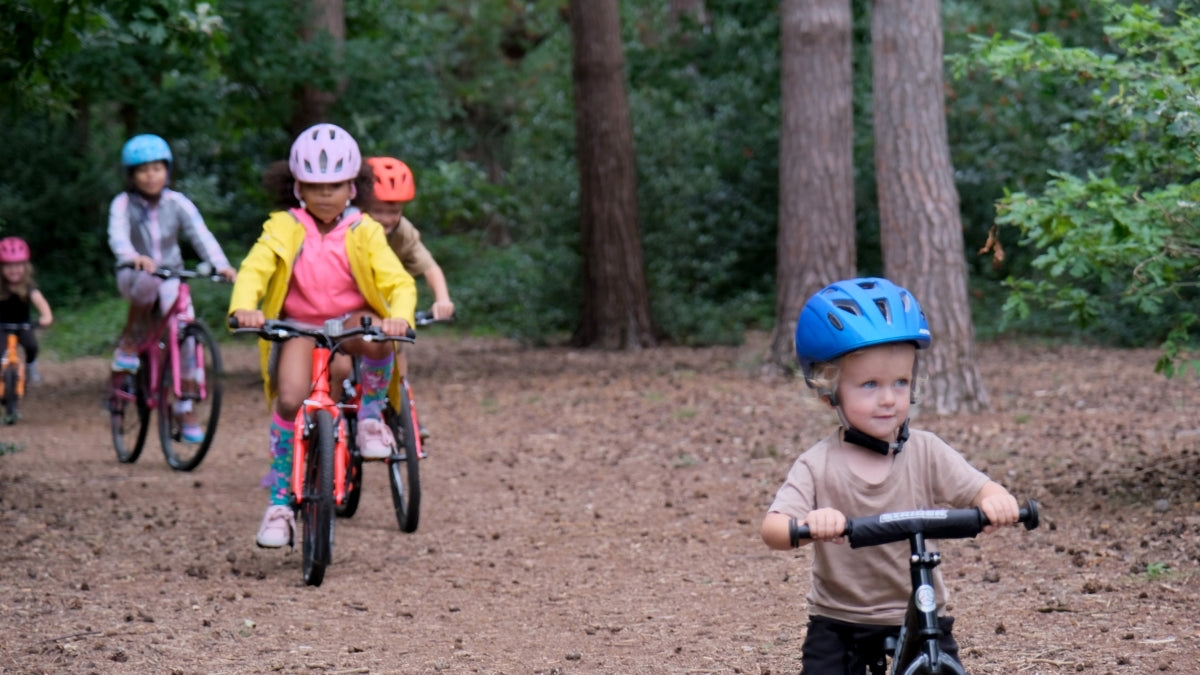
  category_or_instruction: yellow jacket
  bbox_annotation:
[228,208,417,408]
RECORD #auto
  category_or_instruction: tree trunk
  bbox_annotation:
[871,0,989,414]
[567,0,656,349]
[770,0,857,372]
[291,0,345,134]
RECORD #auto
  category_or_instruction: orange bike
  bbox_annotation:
[232,315,416,586]
[336,310,441,533]
[0,322,36,424]
[109,265,227,471]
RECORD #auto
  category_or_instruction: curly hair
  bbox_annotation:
[261,159,375,210]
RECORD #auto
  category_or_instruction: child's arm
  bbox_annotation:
[29,289,52,326]
[971,480,1020,530]
[422,262,455,320]
[761,507,846,550]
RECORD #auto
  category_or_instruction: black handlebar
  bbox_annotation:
[414,309,455,327]
[228,315,417,345]
[791,499,1040,549]
[116,262,229,283]
[0,322,37,332]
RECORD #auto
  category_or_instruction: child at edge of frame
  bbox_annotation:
[760,276,1020,674]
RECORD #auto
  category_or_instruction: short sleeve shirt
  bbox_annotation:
[768,428,991,625]
[385,216,436,277]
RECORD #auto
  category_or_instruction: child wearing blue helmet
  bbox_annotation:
[761,277,1019,673]
[108,134,238,441]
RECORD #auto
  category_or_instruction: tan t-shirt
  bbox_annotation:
[385,216,436,277]
[768,428,990,625]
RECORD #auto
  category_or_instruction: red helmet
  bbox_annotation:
[0,237,30,263]
[367,156,416,202]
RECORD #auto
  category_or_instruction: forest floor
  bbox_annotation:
[1,332,1198,674]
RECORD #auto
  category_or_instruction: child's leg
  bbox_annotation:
[358,351,393,421]
[800,616,896,674]
[256,339,314,548]
[114,269,160,370]
[262,411,295,506]
[18,328,39,382]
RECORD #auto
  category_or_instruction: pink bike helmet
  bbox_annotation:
[289,123,362,183]
[0,237,31,264]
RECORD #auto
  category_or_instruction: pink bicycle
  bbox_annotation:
[109,265,227,471]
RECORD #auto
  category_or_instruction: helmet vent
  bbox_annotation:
[826,312,844,331]
[874,299,892,323]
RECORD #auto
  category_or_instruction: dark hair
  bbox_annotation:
[261,159,374,210]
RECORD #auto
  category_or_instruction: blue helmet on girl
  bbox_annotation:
[121,134,173,169]
[794,277,931,381]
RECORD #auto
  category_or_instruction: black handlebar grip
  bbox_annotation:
[227,315,240,329]
[788,499,1041,549]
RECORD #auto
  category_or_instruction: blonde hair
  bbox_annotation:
[805,348,926,406]
[0,261,34,302]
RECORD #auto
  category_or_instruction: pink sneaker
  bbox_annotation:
[356,418,396,459]
[256,505,294,548]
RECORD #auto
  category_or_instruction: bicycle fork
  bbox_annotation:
[888,532,948,673]
[291,403,352,507]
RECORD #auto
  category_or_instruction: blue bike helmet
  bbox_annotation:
[121,134,173,169]
[794,277,931,381]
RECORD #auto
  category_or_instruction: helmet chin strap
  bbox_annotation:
[831,403,910,456]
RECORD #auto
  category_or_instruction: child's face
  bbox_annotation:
[835,343,915,441]
[2,262,26,284]
[298,181,352,224]
[368,200,404,234]
[132,161,169,197]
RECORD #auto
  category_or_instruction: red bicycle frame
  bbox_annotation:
[290,343,353,508]
[120,282,209,406]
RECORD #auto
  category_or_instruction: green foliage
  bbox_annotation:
[952,0,1200,373]
[12,0,1171,353]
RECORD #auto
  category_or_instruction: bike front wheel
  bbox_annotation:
[110,361,151,463]
[385,385,421,533]
[159,322,223,471]
[301,409,336,586]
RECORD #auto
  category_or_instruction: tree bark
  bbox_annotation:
[291,0,345,134]
[770,0,857,372]
[568,0,656,349]
[871,0,989,414]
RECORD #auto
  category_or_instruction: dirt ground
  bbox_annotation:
[1,332,1199,674]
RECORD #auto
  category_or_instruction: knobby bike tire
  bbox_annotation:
[335,414,364,518]
[386,387,421,533]
[896,653,967,675]
[110,359,152,463]
[159,322,223,471]
[301,409,336,587]
[2,366,17,421]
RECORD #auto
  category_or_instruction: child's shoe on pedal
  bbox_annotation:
[111,348,140,373]
[25,361,40,384]
[356,418,396,459]
[256,505,294,548]
[174,401,204,442]
[181,423,205,443]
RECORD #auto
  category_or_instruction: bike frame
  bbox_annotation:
[291,340,353,509]
[0,324,31,401]
[129,282,207,407]
[886,531,964,675]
